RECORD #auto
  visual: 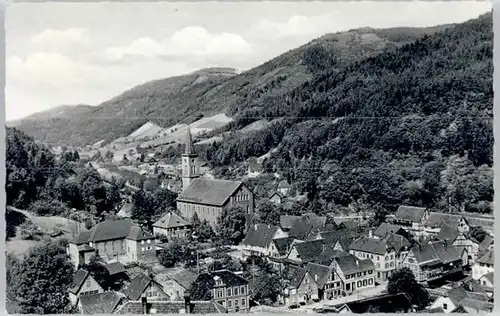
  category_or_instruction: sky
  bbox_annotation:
[5,1,492,121]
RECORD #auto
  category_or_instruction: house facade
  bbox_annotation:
[283,268,320,306]
[124,273,170,301]
[190,270,250,313]
[241,224,288,256]
[153,212,192,240]
[67,220,156,267]
[331,254,376,295]
[69,269,104,306]
[349,236,397,281]
[472,249,494,280]
[391,205,429,239]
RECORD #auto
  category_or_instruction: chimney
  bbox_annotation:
[141,296,148,314]
[184,293,192,314]
[369,230,373,239]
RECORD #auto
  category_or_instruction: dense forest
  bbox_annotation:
[195,13,493,216]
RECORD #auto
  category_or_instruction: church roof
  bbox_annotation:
[184,126,195,155]
[177,178,244,206]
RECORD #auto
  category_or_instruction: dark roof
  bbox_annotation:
[69,269,90,294]
[349,236,391,255]
[317,229,360,251]
[177,178,243,206]
[72,220,154,243]
[477,249,494,265]
[411,241,462,266]
[270,192,284,199]
[106,261,126,276]
[191,270,248,300]
[337,220,357,230]
[116,300,226,314]
[288,268,307,288]
[335,255,375,275]
[124,273,157,301]
[272,237,294,256]
[77,244,95,252]
[242,224,280,248]
[80,291,123,314]
[288,214,326,239]
[164,269,199,290]
[184,126,195,155]
[426,212,463,228]
[395,205,427,223]
[306,263,332,288]
[480,271,494,284]
[314,250,351,266]
[373,223,404,238]
[153,212,191,229]
[478,235,493,252]
[278,180,291,189]
[280,215,301,230]
[293,239,325,262]
[423,307,445,313]
[344,293,412,313]
[384,233,411,253]
[436,224,460,242]
[447,286,493,312]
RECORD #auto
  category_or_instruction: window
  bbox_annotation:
[385,263,389,269]
[368,278,373,285]
[241,286,245,294]
[357,281,362,287]
[112,242,115,251]
[241,298,246,306]
[141,247,145,252]
[443,303,448,310]
[363,280,367,286]
[227,288,232,296]
[235,299,239,307]
[147,239,151,244]
[86,280,91,287]
[228,300,232,308]
[234,287,239,296]
[141,240,145,245]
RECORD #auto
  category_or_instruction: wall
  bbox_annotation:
[472,261,494,280]
[90,239,127,260]
[213,284,250,312]
[153,225,191,240]
[69,275,104,305]
[177,201,223,228]
[430,296,457,313]
[350,249,396,281]
[129,238,157,263]
[229,185,255,215]
[144,282,170,301]
[296,272,319,302]
[67,243,81,267]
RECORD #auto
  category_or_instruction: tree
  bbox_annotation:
[470,226,488,243]
[191,213,215,242]
[216,206,247,245]
[158,242,183,268]
[80,255,111,291]
[256,201,281,226]
[387,268,431,310]
[13,240,75,314]
[131,190,154,225]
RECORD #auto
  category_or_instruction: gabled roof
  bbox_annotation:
[176,179,243,206]
[373,223,404,238]
[191,270,248,300]
[317,229,361,251]
[80,291,124,314]
[477,249,494,265]
[344,293,412,313]
[436,224,460,243]
[153,212,191,229]
[117,203,134,218]
[272,237,294,256]
[288,268,308,288]
[478,235,493,252]
[278,180,291,189]
[335,254,375,275]
[280,215,301,230]
[124,273,165,301]
[163,269,199,290]
[446,286,493,312]
[69,269,90,294]
[349,236,391,255]
[72,220,154,243]
[106,261,126,276]
[411,241,461,266]
[288,214,327,239]
[479,272,493,285]
[270,191,284,199]
[116,300,226,314]
[384,233,411,253]
[292,239,325,262]
[242,224,280,248]
[395,205,427,223]
[426,212,463,228]
[306,263,333,288]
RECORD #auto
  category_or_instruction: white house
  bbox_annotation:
[69,269,104,306]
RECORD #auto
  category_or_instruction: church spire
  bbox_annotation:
[185,125,194,155]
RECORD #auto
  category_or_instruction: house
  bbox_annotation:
[241,223,287,256]
[153,212,192,240]
[401,241,466,284]
[392,205,429,239]
[373,223,407,239]
[424,212,471,236]
[429,285,493,313]
[156,269,199,301]
[330,254,376,295]
[478,235,493,255]
[106,261,128,289]
[247,158,263,178]
[268,237,294,259]
[69,269,104,306]
[472,249,493,280]
[190,270,250,312]
[287,213,327,240]
[280,215,301,231]
[306,262,344,300]
[124,273,170,301]
[349,232,411,281]
[477,272,493,290]
[277,180,292,196]
[78,291,125,314]
[117,202,134,219]
[283,267,320,306]
[314,229,363,253]
[269,192,284,205]
[332,293,413,313]
[115,294,226,314]
[435,224,480,262]
[67,220,157,266]
[286,239,325,265]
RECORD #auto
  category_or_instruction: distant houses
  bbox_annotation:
[153,212,192,240]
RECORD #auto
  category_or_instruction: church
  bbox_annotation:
[176,127,255,228]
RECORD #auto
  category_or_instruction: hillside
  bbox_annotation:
[12,26,448,146]
[195,13,493,216]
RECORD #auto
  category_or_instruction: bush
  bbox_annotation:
[18,220,42,240]
[29,199,70,217]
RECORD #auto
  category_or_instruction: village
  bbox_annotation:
[62,128,495,314]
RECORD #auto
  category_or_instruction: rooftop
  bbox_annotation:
[177,178,243,206]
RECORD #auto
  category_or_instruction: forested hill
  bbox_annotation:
[12,25,447,146]
[196,13,493,216]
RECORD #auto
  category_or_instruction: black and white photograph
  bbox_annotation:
[4,1,494,314]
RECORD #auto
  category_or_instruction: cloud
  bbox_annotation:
[30,28,92,52]
[102,26,252,62]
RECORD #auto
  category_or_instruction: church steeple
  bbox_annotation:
[185,125,194,155]
[181,125,199,191]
